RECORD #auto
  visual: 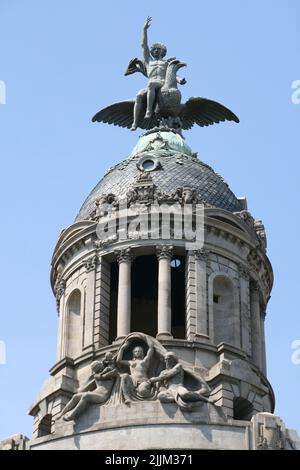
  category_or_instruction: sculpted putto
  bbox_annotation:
[116,336,155,403]
[150,352,210,410]
[128,16,186,130]
[57,333,212,421]
[92,17,239,132]
[58,352,118,421]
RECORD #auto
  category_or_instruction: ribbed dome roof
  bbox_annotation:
[76,131,241,221]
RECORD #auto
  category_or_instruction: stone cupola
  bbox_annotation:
[27,129,286,450]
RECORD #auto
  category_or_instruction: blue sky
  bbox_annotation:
[0,0,299,439]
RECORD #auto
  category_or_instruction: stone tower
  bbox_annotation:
[27,17,300,450]
[28,129,299,450]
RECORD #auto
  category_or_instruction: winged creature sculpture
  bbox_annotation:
[92,16,239,132]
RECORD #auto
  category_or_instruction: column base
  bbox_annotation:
[156,332,173,341]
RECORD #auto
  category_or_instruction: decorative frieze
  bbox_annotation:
[89,193,118,221]
[83,255,99,273]
[127,172,157,205]
[94,235,118,250]
[88,182,212,223]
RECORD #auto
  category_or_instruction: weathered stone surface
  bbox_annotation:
[0,434,29,450]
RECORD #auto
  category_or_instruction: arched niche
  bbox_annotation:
[37,414,52,437]
[66,289,82,358]
[213,275,236,346]
[233,397,254,421]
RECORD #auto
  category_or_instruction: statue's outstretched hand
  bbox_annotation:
[144,16,152,29]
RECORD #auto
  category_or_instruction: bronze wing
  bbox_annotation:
[92,99,157,130]
[124,58,148,77]
[180,97,239,130]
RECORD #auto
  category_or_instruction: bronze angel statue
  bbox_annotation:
[92,16,239,131]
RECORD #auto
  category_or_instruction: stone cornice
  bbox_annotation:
[83,255,99,272]
[50,209,273,301]
[52,221,96,261]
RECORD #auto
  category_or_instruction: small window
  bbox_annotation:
[213,294,220,303]
[233,398,254,421]
[142,159,155,170]
[38,414,53,437]
[137,155,160,172]
[170,259,181,268]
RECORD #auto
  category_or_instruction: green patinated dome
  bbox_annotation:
[130,131,193,157]
[76,131,242,221]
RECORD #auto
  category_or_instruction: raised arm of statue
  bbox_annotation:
[116,342,130,367]
[141,16,152,63]
[142,341,154,369]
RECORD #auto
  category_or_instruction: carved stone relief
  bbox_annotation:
[57,333,211,422]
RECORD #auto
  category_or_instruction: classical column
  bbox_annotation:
[194,249,210,341]
[115,248,133,339]
[94,257,111,348]
[238,263,251,353]
[54,273,66,361]
[156,245,173,339]
[83,255,98,353]
[260,310,267,375]
[250,281,262,369]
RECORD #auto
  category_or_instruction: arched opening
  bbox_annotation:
[66,289,81,358]
[37,414,52,437]
[233,397,254,421]
[213,276,235,346]
[131,255,158,337]
[171,255,186,339]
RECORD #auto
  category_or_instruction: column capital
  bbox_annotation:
[54,274,66,312]
[83,254,98,273]
[114,247,134,264]
[194,248,210,262]
[156,245,174,261]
